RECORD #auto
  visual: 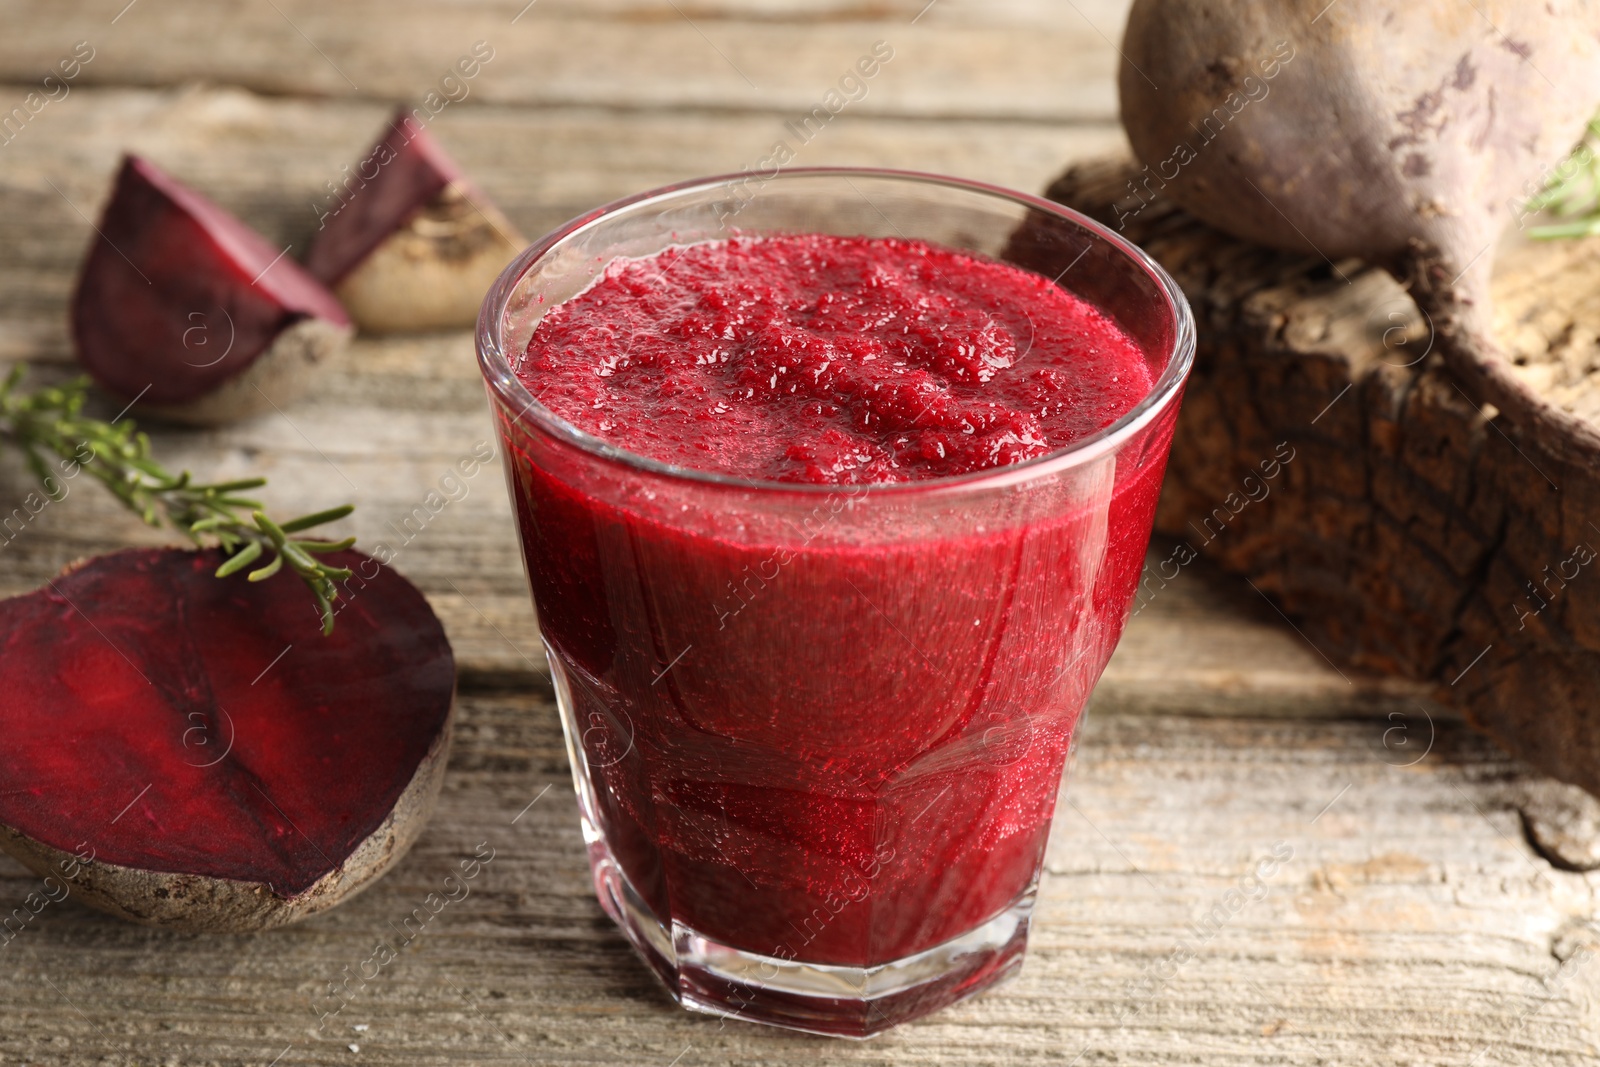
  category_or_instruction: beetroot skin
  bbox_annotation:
[71,155,351,411]
[305,111,468,286]
[304,111,524,333]
[0,548,454,928]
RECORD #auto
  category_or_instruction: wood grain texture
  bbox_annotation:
[4,686,1600,1066]
[0,0,1133,121]
[0,3,1588,1063]
[0,85,1127,361]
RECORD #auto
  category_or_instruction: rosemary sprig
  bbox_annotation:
[1527,115,1600,240]
[0,368,356,634]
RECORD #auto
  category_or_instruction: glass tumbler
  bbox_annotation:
[476,168,1194,1037]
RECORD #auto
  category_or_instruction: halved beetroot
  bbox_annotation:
[71,155,352,426]
[305,110,524,333]
[0,548,454,931]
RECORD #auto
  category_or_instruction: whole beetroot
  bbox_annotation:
[1117,0,1600,455]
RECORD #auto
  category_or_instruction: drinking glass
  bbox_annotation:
[477,168,1194,1037]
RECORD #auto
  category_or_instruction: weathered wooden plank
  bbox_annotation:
[0,688,1593,1065]
[0,41,1577,1067]
[0,85,1128,360]
[0,1,1130,122]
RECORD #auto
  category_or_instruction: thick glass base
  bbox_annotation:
[586,837,1034,1038]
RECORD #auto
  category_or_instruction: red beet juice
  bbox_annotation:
[492,228,1180,1024]
[479,169,1193,1036]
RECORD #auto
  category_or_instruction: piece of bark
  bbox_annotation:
[1009,157,1600,799]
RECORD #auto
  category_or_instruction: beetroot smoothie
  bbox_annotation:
[520,235,1150,484]
[499,233,1171,968]
[480,170,1191,1037]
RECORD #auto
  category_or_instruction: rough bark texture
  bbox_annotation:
[1021,156,1600,799]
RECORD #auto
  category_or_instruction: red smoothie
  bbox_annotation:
[500,234,1173,976]
[520,235,1149,483]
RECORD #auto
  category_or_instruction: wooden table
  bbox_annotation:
[2,3,1597,1063]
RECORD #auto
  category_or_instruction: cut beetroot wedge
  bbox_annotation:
[0,547,454,931]
[305,110,524,333]
[71,155,352,426]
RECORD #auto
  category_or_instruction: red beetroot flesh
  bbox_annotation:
[71,155,350,407]
[519,234,1153,483]
[304,111,468,286]
[0,548,453,895]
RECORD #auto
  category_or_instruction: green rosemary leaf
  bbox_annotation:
[215,541,264,577]
[294,536,358,554]
[279,505,356,533]
[0,368,358,633]
[252,510,289,543]
[278,540,321,573]
[315,586,336,637]
[1530,217,1600,240]
[197,478,269,493]
[247,553,285,582]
